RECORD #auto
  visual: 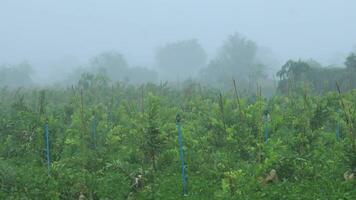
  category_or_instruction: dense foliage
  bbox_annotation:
[156,39,207,80]
[0,62,34,88]
[277,56,356,95]
[200,33,266,90]
[0,74,355,199]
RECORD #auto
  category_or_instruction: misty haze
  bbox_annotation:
[0,1,355,199]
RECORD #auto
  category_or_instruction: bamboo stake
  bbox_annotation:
[336,82,355,151]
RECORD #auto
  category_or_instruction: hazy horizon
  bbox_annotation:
[1,0,356,82]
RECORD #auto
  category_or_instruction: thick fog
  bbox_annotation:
[1,0,356,84]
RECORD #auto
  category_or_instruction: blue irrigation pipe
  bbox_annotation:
[44,120,51,176]
[176,114,187,196]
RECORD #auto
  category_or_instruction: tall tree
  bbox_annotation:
[345,53,356,69]
[90,51,129,82]
[0,62,33,88]
[200,33,265,89]
[88,51,158,84]
[156,39,207,80]
[276,60,311,81]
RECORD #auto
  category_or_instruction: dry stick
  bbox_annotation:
[336,82,355,151]
[232,79,244,120]
[336,82,352,129]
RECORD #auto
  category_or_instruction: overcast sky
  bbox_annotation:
[1,0,356,72]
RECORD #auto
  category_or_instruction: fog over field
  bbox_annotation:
[1,1,356,199]
[0,0,356,84]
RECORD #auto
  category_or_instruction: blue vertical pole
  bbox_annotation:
[92,113,97,149]
[264,114,269,144]
[45,120,50,176]
[176,114,187,196]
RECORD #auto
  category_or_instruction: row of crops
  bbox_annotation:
[0,77,355,199]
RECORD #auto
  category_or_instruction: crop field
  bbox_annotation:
[1,2,356,199]
[0,78,355,199]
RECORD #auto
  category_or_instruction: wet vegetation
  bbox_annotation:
[0,69,355,199]
[1,2,356,199]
